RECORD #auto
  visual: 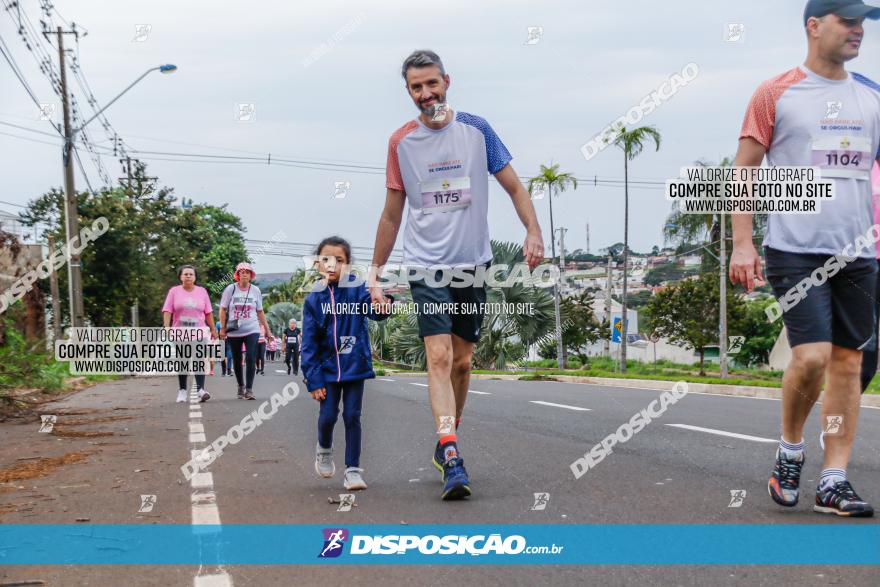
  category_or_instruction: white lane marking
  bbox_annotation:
[194,574,233,587]
[529,400,591,412]
[191,503,221,524]
[410,383,429,387]
[468,389,491,395]
[191,472,214,489]
[186,386,229,586]
[274,369,287,374]
[379,378,396,381]
[665,423,777,443]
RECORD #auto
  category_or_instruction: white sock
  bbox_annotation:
[819,468,846,491]
[778,437,804,459]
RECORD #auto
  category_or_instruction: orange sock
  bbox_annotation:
[439,434,457,446]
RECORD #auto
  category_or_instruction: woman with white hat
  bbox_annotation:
[218,262,272,399]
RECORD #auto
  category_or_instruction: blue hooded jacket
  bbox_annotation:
[301,274,391,392]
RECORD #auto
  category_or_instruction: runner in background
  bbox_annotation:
[161,265,215,403]
[267,335,278,362]
[860,160,880,392]
[256,324,268,375]
[219,262,272,400]
[283,319,301,376]
[216,321,228,377]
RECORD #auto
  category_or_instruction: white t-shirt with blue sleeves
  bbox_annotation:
[386,111,513,267]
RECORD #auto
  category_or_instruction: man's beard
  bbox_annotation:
[419,95,448,117]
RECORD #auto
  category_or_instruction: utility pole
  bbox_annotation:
[557,227,568,279]
[719,212,728,378]
[620,156,630,372]
[57,26,85,328]
[604,254,612,357]
[47,234,62,340]
[556,227,568,368]
[546,182,564,371]
[585,222,590,255]
[119,157,157,198]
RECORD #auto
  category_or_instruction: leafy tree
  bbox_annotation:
[625,289,653,309]
[558,289,603,366]
[644,273,747,375]
[735,297,783,367]
[20,169,247,327]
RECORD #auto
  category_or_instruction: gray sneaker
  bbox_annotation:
[315,444,335,478]
[343,467,367,490]
[237,385,245,399]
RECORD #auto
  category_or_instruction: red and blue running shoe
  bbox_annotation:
[768,448,804,507]
[441,457,472,501]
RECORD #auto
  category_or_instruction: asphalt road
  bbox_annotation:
[1,363,878,586]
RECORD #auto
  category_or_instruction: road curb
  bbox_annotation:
[392,371,880,408]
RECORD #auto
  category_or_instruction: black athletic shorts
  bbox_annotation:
[765,247,877,350]
[408,264,489,343]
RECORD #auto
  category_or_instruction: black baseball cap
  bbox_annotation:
[804,0,880,24]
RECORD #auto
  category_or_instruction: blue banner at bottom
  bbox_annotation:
[0,524,878,565]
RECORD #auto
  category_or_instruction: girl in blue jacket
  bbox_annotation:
[302,236,391,491]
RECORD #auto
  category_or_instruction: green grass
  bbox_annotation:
[0,325,116,415]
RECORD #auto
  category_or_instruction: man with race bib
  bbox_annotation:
[730,0,880,517]
[368,50,544,500]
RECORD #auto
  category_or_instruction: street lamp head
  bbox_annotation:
[159,64,178,74]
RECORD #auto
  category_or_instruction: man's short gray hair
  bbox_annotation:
[401,49,446,81]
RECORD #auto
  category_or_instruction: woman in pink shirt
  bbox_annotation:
[162,265,216,404]
[861,162,880,393]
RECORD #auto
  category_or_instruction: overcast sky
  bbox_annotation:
[2,0,879,273]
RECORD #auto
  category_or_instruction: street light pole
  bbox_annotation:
[53,45,177,327]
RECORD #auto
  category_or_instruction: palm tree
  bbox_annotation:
[527,163,578,369]
[606,124,661,373]
[264,302,301,335]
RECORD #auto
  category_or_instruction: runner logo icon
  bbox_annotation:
[338,336,356,354]
[319,528,349,558]
[825,101,843,119]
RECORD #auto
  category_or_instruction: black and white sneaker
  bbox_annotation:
[814,480,874,517]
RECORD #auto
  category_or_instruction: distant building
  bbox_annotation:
[0,209,26,240]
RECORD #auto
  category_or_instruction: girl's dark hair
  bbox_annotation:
[178,264,198,282]
[314,236,352,263]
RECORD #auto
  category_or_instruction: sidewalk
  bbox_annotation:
[392,372,880,408]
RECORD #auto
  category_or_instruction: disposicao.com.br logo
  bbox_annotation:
[319,528,563,558]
